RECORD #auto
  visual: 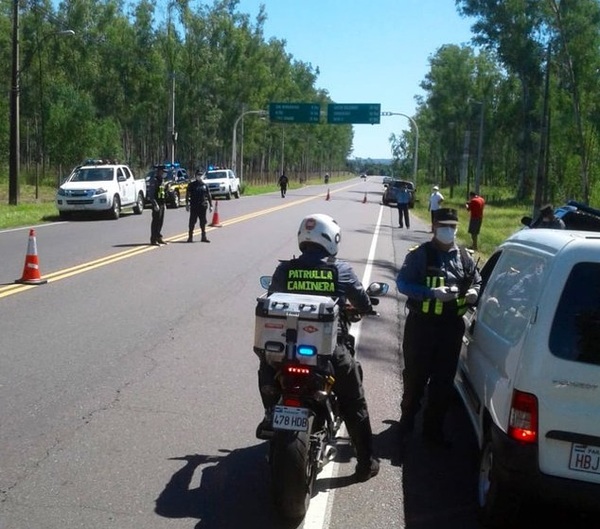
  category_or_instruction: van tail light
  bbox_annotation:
[508,390,538,443]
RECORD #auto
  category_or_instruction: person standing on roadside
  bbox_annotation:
[465,191,486,250]
[149,165,167,246]
[428,185,444,232]
[278,171,289,198]
[186,170,213,243]
[396,208,481,448]
[395,183,412,229]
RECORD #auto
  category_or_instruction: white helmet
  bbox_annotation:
[297,213,341,256]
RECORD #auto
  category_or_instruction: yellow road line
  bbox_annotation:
[0,184,359,299]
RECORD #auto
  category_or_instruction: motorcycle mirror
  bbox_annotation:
[259,276,272,289]
[366,282,389,297]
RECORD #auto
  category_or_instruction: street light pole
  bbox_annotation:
[9,0,74,206]
[232,109,267,183]
[9,0,20,205]
[474,101,484,195]
[381,111,419,184]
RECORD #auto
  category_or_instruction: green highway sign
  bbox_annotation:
[327,103,381,124]
[269,103,321,123]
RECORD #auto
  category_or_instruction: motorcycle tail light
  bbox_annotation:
[284,365,311,376]
[297,345,317,357]
[283,397,302,407]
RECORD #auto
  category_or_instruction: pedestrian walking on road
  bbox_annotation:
[186,170,213,243]
[278,172,289,198]
[395,208,481,448]
[149,165,167,246]
[428,185,444,232]
[465,191,486,250]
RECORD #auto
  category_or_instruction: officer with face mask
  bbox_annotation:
[395,208,481,448]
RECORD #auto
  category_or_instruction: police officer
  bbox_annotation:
[278,171,289,198]
[255,213,380,482]
[149,165,167,246]
[186,170,213,243]
[396,208,481,447]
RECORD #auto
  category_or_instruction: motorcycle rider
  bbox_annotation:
[255,213,380,482]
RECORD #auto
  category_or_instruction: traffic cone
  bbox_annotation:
[362,192,367,204]
[15,229,48,285]
[209,201,223,227]
[325,188,330,201]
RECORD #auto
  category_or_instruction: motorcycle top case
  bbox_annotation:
[254,292,339,366]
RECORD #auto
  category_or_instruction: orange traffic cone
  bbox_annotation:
[15,229,47,285]
[362,192,367,204]
[209,201,223,227]
[325,188,330,201]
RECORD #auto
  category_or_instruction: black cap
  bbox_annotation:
[433,208,459,225]
[540,204,554,216]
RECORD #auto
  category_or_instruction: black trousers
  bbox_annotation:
[258,343,374,461]
[397,203,410,227]
[400,311,465,434]
[280,185,287,197]
[150,205,165,242]
[188,205,208,234]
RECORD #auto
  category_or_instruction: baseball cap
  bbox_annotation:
[434,208,459,225]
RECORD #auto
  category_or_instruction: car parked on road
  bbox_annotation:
[455,227,600,527]
[203,167,240,199]
[382,179,416,208]
[145,162,189,209]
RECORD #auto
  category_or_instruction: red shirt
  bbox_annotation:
[467,195,485,219]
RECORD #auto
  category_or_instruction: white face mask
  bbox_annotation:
[435,226,456,245]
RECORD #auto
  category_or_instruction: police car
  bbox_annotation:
[145,162,190,208]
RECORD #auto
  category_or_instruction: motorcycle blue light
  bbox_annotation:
[297,345,317,356]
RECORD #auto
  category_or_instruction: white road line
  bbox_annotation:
[303,205,385,528]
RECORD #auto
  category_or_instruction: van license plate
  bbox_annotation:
[273,405,309,432]
[569,443,600,474]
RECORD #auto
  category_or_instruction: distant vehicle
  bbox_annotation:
[360,173,367,180]
[381,179,416,208]
[56,160,146,220]
[521,200,600,231]
[203,167,240,199]
[145,162,189,209]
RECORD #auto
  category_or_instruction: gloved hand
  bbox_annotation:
[185,204,190,212]
[465,288,478,304]
[431,286,459,302]
[152,203,159,213]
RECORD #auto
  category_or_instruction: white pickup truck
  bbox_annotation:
[203,168,240,199]
[56,160,146,219]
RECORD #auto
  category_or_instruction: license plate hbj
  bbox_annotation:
[569,443,600,474]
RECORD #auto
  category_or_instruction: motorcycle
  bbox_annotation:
[254,278,389,520]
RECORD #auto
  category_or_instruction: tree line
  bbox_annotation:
[391,0,600,209]
[1,0,599,210]
[0,0,354,189]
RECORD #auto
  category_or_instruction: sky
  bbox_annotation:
[235,0,477,160]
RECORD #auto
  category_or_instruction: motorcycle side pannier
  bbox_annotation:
[254,292,339,366]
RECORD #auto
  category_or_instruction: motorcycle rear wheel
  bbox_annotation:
[270,420,316,520]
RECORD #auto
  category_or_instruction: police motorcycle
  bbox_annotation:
[254,277,389,520]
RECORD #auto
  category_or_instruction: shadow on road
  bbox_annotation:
[155,446,299,529]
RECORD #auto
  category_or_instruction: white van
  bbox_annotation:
[455,228,600,527]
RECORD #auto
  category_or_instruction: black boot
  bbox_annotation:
[187,230,193,243]
[201,232,210,243]
[346,417,379,482]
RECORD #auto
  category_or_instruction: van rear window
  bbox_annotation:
[550,262,600,365]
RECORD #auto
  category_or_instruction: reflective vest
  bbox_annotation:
[419,243,469,317]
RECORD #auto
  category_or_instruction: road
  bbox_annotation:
[0,177,596,529]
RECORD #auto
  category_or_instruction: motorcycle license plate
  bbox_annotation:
[273,405,309,432]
